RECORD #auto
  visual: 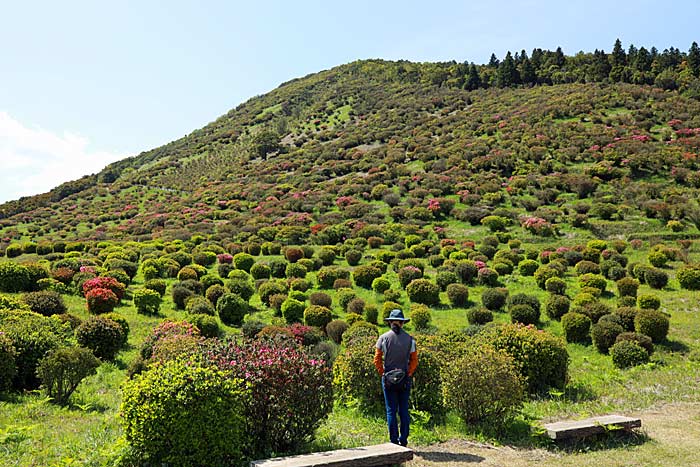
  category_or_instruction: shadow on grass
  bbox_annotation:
[551,429,650,453]
[414,450,486,463]
[657,338,690,354]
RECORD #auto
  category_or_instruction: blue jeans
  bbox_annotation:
[382,376,410,445]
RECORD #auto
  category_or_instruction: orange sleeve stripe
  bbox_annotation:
[374,348,384,376]
[408,351,418,377]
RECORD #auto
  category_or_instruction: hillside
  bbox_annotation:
[2,43,700,248]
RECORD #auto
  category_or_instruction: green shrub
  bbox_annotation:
[144,279,167,296]
[544,277,566,295]
[37,347,99,405]
[518,259,539,276]
[677,265,700,290]
[0,262,31,293]
[341,321,379,347]
[578,273,607,293]
[185,296,215,316]
[435,271,458,291]
[510,304,539,325]
[0,333,16,392]
[200,274,223,290]
[477,267,499,286]
[616,277,640,298]
[442,346,525,424]
[353,265,383,289]
[309,292,332,308]
[241,320,266,339]
[304,305,332,329]
[217,293,248,327]
[364,304,379,324]
[285,262,307,279]
[615,307,638,331]
[317,267,351,289]
[618,295,638,308]
[647,250,668,268]
[120,359,251,466]
[333,335,383,410]
[467,307,493,325]
[574,300,612,323]
[561,312,591,344]
[250,263,271,280]
[258,280,288,307]
[534,266,559,289]
[411,304,432,330]
[102,313,129,346]
[610,341,650,368]
[507,293,541,315]
[480,323,569,393]
[5,243,23,258]
[336,288,357,312]
[171,286,194,310]
[344,249,362,266]
[408,342,446,420]
[635,309,669,343]
[347,297,365,315]
[638,294,661,310]
[371,277,391,294]
[345,313,363,325]
[326,320,349,344]
[480,287,507,311]
[644,267,668,289]
[134,288,162,315]
[444,283,468,307]
[76,316,123,360]
[227,278,255,302]
[232,253,255,272]
[21,291,66,316]
[185,314,220,338]
[591,320,624,354]
[545,294,570,320]
[0,310,68,390]
[575,260,600,275]
[281,298,305,324]
[317,247,336,266]
[406,279,440,306]
[616,332,654,355]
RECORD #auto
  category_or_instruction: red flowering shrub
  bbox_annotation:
[205,339,333,457]
[51,267,75,285]
[82,276,126,301]
[85,288,119,314]
[521,216,556,236]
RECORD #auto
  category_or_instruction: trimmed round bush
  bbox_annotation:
[616,332,654,355]
[644,267,668,289]
[144,279,167,297]
[346,297,365,315]
[0,333,16,392]
[518,259,539,276]
[21,291,66,316]
[258,281,288,307]
[336,288,357,312]
[618,295,638,308]
[37,346,99,405]
[544,277,567,295]
[481,287,507,311]
[411,304,432,330]
[326,319,349,344]
[177,266,199,282]
[647,250,668,268]
[317,248,336,266]
[171,286,194,310]
[677,266,700,290]
[249,263,271,280]
[507,293,541,315]
[309,292,332,308]
[0,310,67,389]
[578,273,607,293]
[480,323,568,393]
[446,283,469,307]
[281,298,305,324]
[304,305,332,329]
[467,307,493,325]
[364,304,379,324]
[0,262,32,293]
[615,307,638,331]
[205,284,226,307]
[317,267,351,289]
[442,346,525,424]
[510,304,539,325]
[353,265,383,289]
[371,277,391,294]
[477,267,499,286]
[398,266,423,288]
[134,288,162,315]
[82,277,126,301]
[120,359,251,466]
[534,266,559,289]
[406,279,441,306]
[591,321,624,354]
[616,277,640,298]
[185,296,215,316]
[344,313,363,325]
[86,288,119,315]
[436,270,459,290]
[186,313,220,338]
[573,300,612,323]
[610,341,650,368]
[635,309,669,343]
[232,253,255,272]
[344,249,362,266]
[217,293,248,326]
[76,316,123,360]
[285,262,307,279]
[545,294,570,320]
[561,312,591,343]
[575,260,600,276]
[638,294,661,310]
[332,335,383,410]
[227,278,255,302]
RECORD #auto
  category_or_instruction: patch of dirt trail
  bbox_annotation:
[406,402,700,467]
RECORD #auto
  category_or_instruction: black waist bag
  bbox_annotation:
[384,368,406,387]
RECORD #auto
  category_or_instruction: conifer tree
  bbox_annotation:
[688,42,700,77]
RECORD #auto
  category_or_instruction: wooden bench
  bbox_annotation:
[543,414,642,441]
[250,443,413,467]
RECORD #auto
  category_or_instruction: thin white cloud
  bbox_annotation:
[0,111,124,203]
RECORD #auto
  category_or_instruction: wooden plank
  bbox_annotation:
[543,414,642,440]
[250,443,413,467]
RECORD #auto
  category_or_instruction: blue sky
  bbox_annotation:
[1,0,698,203]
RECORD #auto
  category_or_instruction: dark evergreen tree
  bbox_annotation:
[611,39,627,67]
[465,63,482,90]
[635,46,652,72]
[688,42,700,77]
[488,53,500,68]
[497,51,519,87]
[520,56,536,85]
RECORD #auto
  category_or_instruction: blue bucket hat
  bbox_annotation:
[384,309,410,322]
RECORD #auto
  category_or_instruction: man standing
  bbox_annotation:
[374,309,418,447]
